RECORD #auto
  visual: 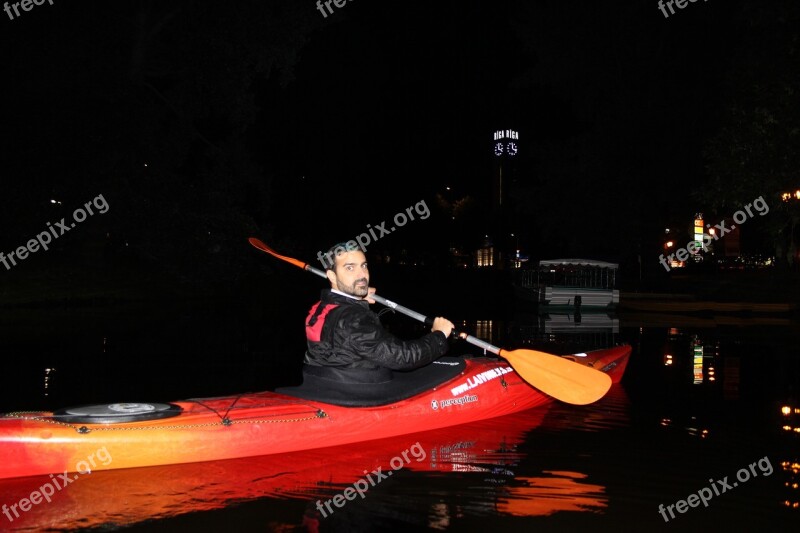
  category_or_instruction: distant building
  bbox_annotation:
[661,213,741,270]
[478,128,520,268]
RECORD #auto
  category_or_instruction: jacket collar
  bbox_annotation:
[321,288,369,307]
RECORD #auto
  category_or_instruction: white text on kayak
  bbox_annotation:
[450,366,514,396]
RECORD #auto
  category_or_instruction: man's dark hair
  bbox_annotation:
[324,241,360,271]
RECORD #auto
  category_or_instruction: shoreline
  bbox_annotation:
[3,261,798,315]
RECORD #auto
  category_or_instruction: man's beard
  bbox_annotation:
[338,277,369,297]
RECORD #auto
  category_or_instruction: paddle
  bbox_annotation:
[247,237,612,405]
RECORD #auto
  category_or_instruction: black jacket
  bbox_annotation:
[303,289,449,371]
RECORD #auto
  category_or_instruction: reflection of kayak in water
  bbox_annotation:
[0,346,631,481]
[495,383,631,518]
[0,402,615,531]
[497,470,607,517]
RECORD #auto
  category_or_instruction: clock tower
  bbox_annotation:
[491,128,519,212]
[478,128,519,268]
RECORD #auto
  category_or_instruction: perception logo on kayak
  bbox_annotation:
[432,395,478,410]
[450,367,514,396]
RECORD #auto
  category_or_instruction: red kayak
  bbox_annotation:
[0,384,632,531]
[0,345,631,481]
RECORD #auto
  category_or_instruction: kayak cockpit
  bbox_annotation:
[274,356,468,407]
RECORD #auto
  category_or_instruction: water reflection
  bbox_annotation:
[515,311,620,353]
[496,471,606,516]
[2,306,798,530]
[780,402,800,510]
[0,405,617,531]
[649,326,740,397]
[782,458,800,509]
[42,367,56,398]
[458,311,621,355]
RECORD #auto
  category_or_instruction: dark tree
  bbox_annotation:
[696,0,800,266]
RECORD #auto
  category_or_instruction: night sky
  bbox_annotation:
[1,0,796,287]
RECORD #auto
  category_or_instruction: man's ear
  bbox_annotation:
[326,269,337,285]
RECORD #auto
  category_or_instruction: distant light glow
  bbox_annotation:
[693,215,704,252]
[693,344,703,384]
[477,247,493,267]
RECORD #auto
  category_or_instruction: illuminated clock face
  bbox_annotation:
[494,142,504,156]
[507,142,518,156]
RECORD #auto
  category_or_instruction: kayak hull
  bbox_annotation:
[0,345,631,480]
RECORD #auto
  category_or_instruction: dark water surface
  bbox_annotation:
[1,283,799,532]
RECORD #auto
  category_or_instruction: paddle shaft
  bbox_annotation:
[299,263,499,355]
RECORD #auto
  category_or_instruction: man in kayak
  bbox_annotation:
[301,241,455,388]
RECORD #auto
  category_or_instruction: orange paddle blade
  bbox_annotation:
[498,349,612,405]
[248,237,308,270]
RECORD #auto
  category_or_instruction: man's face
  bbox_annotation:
[327,250,369,297]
